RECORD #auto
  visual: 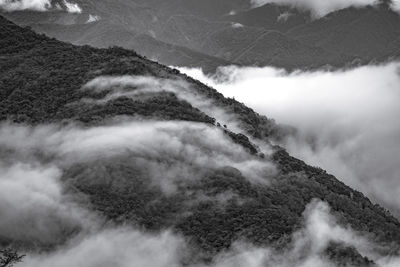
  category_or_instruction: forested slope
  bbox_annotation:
[1,16,399,265]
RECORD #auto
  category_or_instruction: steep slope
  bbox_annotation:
[1,16,400,265]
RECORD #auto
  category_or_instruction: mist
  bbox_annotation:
[83,75,244,133]
[14,198,392,267]
[0,120,274,192]
[1,70,399,266]
[250,0,380,17]
[179,62,400,216]
[0,163,95,246]
[17,229,185,267]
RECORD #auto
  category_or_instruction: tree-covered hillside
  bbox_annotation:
[1,16,399,266]
[3,0,399,71]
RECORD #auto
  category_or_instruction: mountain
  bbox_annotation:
[1,15,400,266]
[3,0,399,71]
[222,3,311,31]
[1,9,231,72]
[287,4,400,62]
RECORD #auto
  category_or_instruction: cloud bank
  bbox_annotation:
[250,0,379,17]
[179,62,400,217]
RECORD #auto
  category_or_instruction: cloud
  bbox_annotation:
[62,0,81,13]
[17,228,185,267]
[250,0,379,17]
[0,0,51,12]
[178,62,400,217]
[206,200,382,267]
[232,22,244,28]
[0,162,96,246]
[86,14,100,24]
[277,11,293,22]
[0,0,82,13]
[1,71,399,265]
[14,200,384,267]
[83,75,243,133]
[0,119,395,265]
[0,120,275,193]
[391,0,400,12]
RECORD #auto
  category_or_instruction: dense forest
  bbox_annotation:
[1,15,400,266]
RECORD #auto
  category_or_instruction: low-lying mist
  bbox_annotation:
[1,68,400,266]
[14,199,400,267]
[179,62,400,216]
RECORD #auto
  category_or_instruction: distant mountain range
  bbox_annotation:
[2,0,400,71]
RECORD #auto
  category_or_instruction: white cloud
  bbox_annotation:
[391,0,400,12]
[14,200,384,267]
[17,229,184,267]
[178,62,400,216]
[0,0,82,13]
[0,120,275,192]
[277,11,292,22]
[232,22,244,28]
[0,163,96,245]
[86,14,100,23]
[250,0,379,18]
[208,200,380,267]
[0,0,51,12]
[63,0,81,13]
[83,75,243,132]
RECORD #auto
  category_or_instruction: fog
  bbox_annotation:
[14,198,392,267]
[83,75,244,132]
[179,62,400,216]
[0,163,95,246]
[0,118,271,264]
[0,121,274,192]
[0,115,363,266]
[0,70,399,266]
[18,229,185,267]
[251,0,381,17]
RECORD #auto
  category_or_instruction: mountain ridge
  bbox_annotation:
[3,0,399,71]
[1,15,400,265]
